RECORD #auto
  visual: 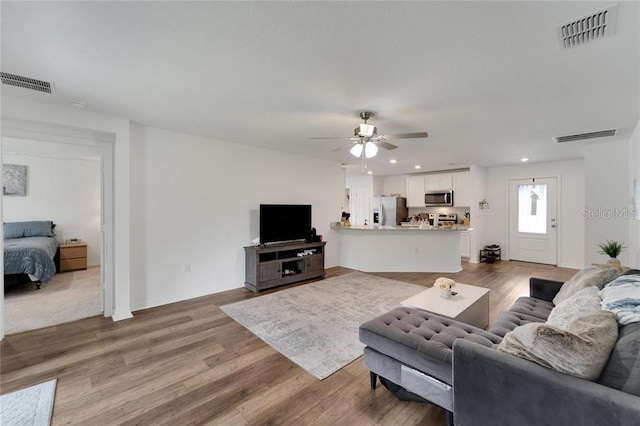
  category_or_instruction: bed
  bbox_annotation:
[3,221,59,289]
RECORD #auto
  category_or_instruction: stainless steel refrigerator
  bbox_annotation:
[372,196,408,226]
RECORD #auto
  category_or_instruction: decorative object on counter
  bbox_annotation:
[480,245,501,263]
[462,212,471,226]
[478,198,489,209]
[436,277,456,299]
[597,240,626,271]
[341,212,351,227]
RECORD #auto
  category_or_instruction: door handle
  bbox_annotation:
[551,224,557,229]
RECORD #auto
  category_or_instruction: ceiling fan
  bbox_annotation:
[309,111,428,160]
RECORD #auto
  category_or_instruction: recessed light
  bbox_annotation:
[68,100,86,109]
[414,165,422,169]
[367,170,373,175]
[389,159,397,164]
[521,157,529,162]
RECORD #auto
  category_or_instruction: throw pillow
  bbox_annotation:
[547,286,602,329]
[600,275,640,325]
[552,266,620,305]
[497,311,618,380]
[3,222,24,239]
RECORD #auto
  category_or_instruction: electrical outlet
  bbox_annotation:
[184,264,191,273]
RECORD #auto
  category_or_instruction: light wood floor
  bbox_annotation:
[1,261,577,425]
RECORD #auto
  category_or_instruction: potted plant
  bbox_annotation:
[597,240,626,270]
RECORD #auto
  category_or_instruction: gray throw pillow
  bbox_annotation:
[547,286,602,329]
[553,266,620,305]
[497,310,618,380]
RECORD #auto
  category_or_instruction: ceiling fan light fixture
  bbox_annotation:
[364,141,378,158]
[350,143,363,158]
[359,124,376,138]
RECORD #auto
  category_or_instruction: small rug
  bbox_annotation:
[510,260,555,270]
[0,379,57,426]
[220,271,425,379]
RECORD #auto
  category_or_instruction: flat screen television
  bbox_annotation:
[260,204,312,245]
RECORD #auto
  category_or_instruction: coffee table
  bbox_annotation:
[400,282,490,329]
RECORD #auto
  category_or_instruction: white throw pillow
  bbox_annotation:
[497,311,618,380]
[547,286,602,329]
[553,267,619,305]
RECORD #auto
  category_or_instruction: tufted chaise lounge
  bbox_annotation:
[359,307,501,423]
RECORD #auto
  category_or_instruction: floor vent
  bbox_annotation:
[553,129,616,143]
[556,4,618,49]
[1,72,52,94]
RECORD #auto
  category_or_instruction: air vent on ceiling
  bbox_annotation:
[553,129,617,143]
[1,72,52,94]
[556,4,618,49]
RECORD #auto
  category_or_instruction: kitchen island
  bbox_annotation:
[331,224,471,273]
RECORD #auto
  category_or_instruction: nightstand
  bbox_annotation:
[59,243,88,272]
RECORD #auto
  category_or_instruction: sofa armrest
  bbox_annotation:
[529,277,564,302]
[452,340,640,426]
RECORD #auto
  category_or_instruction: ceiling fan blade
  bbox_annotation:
[308,136,354,141]
[332,141,355,152]
[377,141,398,150]
[382,132,429,140]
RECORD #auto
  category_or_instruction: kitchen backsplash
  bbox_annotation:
[408,206,470,223]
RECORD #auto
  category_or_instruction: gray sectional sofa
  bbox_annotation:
[359,268,640,426]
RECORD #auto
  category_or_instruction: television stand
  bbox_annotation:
[244,241,326,292]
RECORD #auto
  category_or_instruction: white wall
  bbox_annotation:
[485,160,585,269]
[383,175,407,197]
[584,139,631,267]
[3,138,101,266]
[129,124,343,310]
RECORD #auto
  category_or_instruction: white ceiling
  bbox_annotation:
[2,1,639,176]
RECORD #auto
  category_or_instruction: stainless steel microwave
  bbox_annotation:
[425,190,454,206]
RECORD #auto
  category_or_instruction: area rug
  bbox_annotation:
[510,260,555,270]
[220,271,425,379]
[0,379,57,426]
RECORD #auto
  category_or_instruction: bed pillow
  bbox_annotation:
[553,266,620,305]
[3,222,24,239]
[497,310,618,380]
[600,274,640,325]
[547,286,602,330]
[3,221,55,239]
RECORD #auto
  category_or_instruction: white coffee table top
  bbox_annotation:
[400,282,490,318]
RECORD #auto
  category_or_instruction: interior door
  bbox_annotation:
[508,177,558,265]
[352,186,371,226]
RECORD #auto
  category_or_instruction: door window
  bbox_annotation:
[517,183,547,234]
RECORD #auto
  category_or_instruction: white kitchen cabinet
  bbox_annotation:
[453,172,472,207]
[425,173,453,191]
[460,230,470,258]
[407,175,426,207]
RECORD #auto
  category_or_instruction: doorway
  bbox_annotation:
[1,117,116,339]
[2,138,104,333]
[508,177,558,265]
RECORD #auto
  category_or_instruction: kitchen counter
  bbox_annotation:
[331,224,472,231]
[331,223,466,273]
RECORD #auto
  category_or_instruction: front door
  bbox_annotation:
[508,177,558,265]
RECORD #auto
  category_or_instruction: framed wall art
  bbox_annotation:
[2,164,27,196]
